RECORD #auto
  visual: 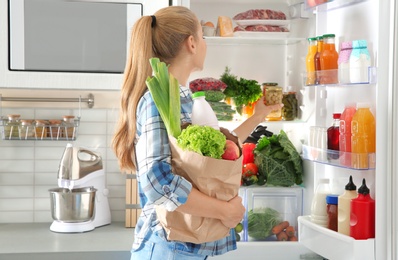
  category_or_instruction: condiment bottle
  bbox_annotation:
[338,175,357,236]
[48,119,62,140]
[314,36,324,84]
[339,103,356,166]
[35,120,48,140]
[338,41,353,84]
[62,115,76,139]
[19,119,35,139]
[282,92,298,121]
[327,113,341,160]
[263,83,283,121]
[4,114,21,139]
[349,40,371,83]
[351,103,375,169]
[320,34,339,84]
[191,91,219,130]
[305,37,318,85]
[310,178,331,227]
[350,178,375,239]
[326,194,338,232]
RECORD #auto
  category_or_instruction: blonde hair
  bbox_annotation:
[112,6,199,173]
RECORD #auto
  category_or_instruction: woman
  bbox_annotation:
[112,6,282,260]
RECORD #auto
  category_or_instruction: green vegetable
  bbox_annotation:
[177,125,226,159]
[254,130,303,187]
[146,58,181,138]
[204,90,225,102]
[220,67,263,112]
[248,207,282,240]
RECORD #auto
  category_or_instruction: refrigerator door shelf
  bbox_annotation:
[298,215,374,260]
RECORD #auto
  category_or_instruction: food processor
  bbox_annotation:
[49,143,111,233]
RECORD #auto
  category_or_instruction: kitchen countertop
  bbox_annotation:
[0,222,133,260]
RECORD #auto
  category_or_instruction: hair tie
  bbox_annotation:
[151,15,156,28]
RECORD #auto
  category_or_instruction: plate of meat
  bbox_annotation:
[234,19,290,27]
[233,9,287,20]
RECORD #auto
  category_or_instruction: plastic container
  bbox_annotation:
[327,113,341,160]
[350,178,375,239]
[326,194,338,232]
[338,175,357,236]
[349,40,371,83]
[4,114,21,139]
[319,34,339,84]
[263,83,283,121]
[310,178,331,227]
[314,36,324,84]
[339,103,357,166]
[351,103,375,169]
[338,41,353,84]
[19,119,35,139]
[191,91,219,130]
[305,37,318,85]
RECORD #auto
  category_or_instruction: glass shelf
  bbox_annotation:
[305,0,369,12]
[204,36,305,46]
[301,145,375,170]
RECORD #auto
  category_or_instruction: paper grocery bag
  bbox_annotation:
[156,135,242,244]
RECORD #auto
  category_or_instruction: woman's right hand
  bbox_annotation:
[220,195,245,228]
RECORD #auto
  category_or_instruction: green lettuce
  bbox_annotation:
[177,125,226,159]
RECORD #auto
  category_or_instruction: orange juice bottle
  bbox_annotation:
[314,36,324,84]
[320,34,339,84]
[351,103,375,169]
[305,37,318,85]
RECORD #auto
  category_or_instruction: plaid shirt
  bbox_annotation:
[133,86,237,256]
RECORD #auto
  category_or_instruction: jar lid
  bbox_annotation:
[49,119,62,125]
[326,194,339,205]
[7,114,21,119]
[192,91,205,99]
[35,120,48,126]
[20,119,33,125]
[63,115,75,119]
[262,82,278,86]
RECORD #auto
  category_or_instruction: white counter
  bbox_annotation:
[0,222,133,260]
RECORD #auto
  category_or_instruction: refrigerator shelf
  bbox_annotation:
[301,145,376,170]
[306,0,370,12]
[298,215,374,260]
[204,36,305,46]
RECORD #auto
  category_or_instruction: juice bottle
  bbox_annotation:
[339,103,356,166]
[350,178,375,239]
[320,34,339,84]
[327,113,341,160]
[337,175,357,236]
[305,37,318,85]
[314,36,324,84]
[351,103,375,169]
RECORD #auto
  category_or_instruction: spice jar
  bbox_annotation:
[282,92,298,121]
[326,194,338,232]
[48,119,62,139]
[4,114,21,139]
[35,120,48,140]
[19,119,35,139]
[263,83,283,121]
[62,115,75,139]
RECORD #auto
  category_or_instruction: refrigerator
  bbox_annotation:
[177,0,398,259]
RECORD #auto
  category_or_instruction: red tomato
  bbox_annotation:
[242,143,256,164]
[242,163,258,177]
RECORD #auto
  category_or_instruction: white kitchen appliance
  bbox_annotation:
[49,143,111,233]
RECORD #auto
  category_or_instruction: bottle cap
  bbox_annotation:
[333,113,341,119]
[326,194,339,205]
[323,34,336,38]
[192,91,205,99]
[307,37,317,42]
[352,39,368,48]
[340,41,352,50]
[358,178,370,196]
[345,175,357,191]
[316,35,324,40]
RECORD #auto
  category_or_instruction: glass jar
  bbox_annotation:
[19,119,35,139]
[263,83,283,121]
[282,92,298,121]
[62,115,75,139]
[4,114,21,139]
[35,120,48,140]
[48,119,62,139]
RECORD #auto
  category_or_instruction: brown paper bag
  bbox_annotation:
[156,134,242,244]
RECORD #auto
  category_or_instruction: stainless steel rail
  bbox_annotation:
[0,93,94,108]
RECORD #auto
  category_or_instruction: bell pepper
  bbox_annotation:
[242,142,256,164]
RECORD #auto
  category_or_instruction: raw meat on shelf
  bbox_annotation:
[234,25,289,32]
[233,9,286,20]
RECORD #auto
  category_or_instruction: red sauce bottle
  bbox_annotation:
[350,178,375,239]
[327,113,341,160]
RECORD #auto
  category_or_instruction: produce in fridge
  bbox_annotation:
[247,207,282,240]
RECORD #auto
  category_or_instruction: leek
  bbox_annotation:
[146,58,181,138]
